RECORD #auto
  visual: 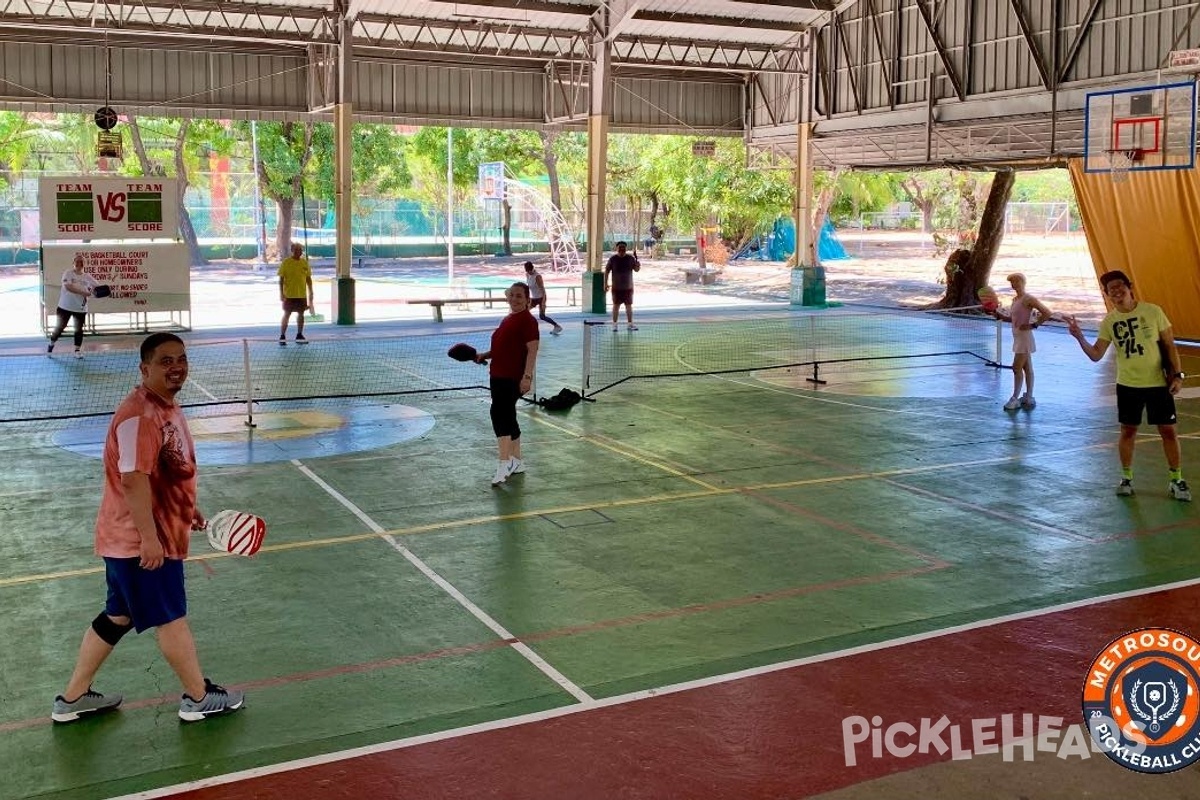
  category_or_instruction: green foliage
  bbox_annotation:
[1011,168,1073,202]
[826,172,902,223]
[608,134,793,245]
[232,120,314,201]
[310,123,412,203]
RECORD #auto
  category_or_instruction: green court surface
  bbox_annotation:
[0,309,1196,799]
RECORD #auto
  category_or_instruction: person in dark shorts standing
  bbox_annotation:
[1067,270,1190,501]
[523,260,563,335]
[474,283,541,485]
[604,241,641,332]
[48,253,97,358]
[51,333,246,724]
[278,242,313,345]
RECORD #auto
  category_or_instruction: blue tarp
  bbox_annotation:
[765,217,848,262]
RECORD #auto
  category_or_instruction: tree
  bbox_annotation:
[236,121,315,259]
[621,136,791,268]
[0,112,40,190]
[310,122,413,220]
[932,170,1016,309]
[125,115,233,265]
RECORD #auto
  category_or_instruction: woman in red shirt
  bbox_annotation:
[475,282,540,485]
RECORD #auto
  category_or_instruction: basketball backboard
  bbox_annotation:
[1083,81,1197,174]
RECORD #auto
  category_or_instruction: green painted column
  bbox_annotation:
[583,271,606,314]
[334,276,356,325]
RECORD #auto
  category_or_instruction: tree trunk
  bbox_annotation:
[274,196,295,261]
[933,169,1015,309]
[173,121,205,266]
[127,114,204,265]
[500,199,513,256]
[696,225,707,269]
[540,131,561,212]
[920,201,935,233]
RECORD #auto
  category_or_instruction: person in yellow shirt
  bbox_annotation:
[277,242,314,345]
[1067,270,1189,501]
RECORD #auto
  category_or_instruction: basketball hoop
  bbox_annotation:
[1109,148,1145,183]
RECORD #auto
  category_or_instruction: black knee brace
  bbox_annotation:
[92,613,134,646]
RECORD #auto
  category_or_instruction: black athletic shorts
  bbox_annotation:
[1116,383,1177,426]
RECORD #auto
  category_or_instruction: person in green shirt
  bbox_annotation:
[277,242,314,345]
[1067,270,1189,501]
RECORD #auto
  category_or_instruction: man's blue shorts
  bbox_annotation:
[103,557,188,633]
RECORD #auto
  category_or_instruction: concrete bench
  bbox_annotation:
[545,285,579,306]
[410,285,578,322]
[680,267,723,285]
[408,297,497,322]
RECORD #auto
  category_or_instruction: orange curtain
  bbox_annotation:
[1068,158,1200,339]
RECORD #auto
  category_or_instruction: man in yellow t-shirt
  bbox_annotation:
[1068,270,1189,501]
[277,242,314,345]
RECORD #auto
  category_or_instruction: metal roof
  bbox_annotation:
[0,1,830,73]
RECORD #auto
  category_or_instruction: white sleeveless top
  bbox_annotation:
[527,269,544,301]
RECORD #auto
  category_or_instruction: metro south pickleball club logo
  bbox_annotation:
[54,182,166,234]
[1083,627,1200,774]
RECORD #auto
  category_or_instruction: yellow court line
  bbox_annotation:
[0,488,727,589]
[527,410,724,491]
[0,419,1179,590]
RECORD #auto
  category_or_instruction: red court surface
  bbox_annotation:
[154,581,1200,799]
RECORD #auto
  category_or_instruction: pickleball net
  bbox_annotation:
[0,328,498,424]
[581,308,1004,397]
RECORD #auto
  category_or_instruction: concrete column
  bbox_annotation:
[334,16,355,324]
[584,24,612,314]
[791,35,816,305]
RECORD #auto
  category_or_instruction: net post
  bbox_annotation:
[242,339,256,428]
[581,320,593,398]
[995,317,1002,366]
[806,361,826,386]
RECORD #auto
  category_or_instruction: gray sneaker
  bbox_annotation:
[1116,479,1135,497]
[51,688,123,723]
[1170,480,1192,502]
[178,678,245,722]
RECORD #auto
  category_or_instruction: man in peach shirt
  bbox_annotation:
[52,333,246,724]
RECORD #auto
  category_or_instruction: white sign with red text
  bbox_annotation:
[38,177,179,240]
[42,244,190,314]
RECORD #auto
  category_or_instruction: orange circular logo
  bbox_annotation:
[1082,627,1200,773]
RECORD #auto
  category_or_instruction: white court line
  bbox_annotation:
[184,377,219,403]
[291,460,591,704]
[111,573,1200,800]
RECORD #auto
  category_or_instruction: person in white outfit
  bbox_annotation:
[523,261,563,335]
[49,254,98,358]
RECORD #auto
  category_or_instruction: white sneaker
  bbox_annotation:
[491,461,511,486]
[612,324,619,332]
[1003,396,1021,411]
[74,349,83,359]
[1021,394,1036,409]
[1169,479,1192,502]
[551,325,563,335]
[627,324,638,331]
[507,457,525,475]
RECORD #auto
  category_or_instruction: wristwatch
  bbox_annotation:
[1172,372,1186,380]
